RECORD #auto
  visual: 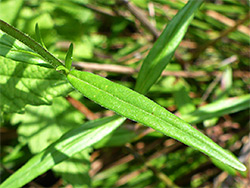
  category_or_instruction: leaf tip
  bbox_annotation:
[236,163,247,172]
[65,43,74,70]
[35,23,47,49]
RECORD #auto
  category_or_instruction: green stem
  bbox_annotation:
[0,19,63,68]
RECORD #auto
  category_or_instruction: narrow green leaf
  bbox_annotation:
[211,157,247,177]
[135,0,204,94]
[0,19,63,68]
[0,115,125,188]
[65,43,73,70]
[67,69,246,171]
[181,95,250,124]
[211,157,237,176]
[94,127,136,149]
[35,23,47,49]
[0,30,49,66]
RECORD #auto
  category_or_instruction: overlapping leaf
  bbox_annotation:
[0,0,247,187]
[135,0,204,94]
[0,115,125,188]
[0,58,72,113]
[67,69,246,171]
[0,30,50,66]
[53,149,92,187]
[13,97,85,153]
[0,0,23,25]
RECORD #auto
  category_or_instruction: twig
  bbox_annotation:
[192,12,250,60]
[115,143,179,187]
[72,62,250,78]
[73,62,136,74]
[202,54,237,101]
[117,45,150,63]
[202,74,222,101]
[206,10,250,35]
[117,0,160,39]
[78,3,116,17]
[116,1,190,66]
[65,96,99,120]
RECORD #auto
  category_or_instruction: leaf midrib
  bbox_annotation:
[69,72,215,150]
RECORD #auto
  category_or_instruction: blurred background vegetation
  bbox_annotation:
[0,0,249,187]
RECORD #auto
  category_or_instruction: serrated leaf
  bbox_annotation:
[13,97,85,153]
[0,115,125,188]
[0,30,50,66]
[65,43,73,70]
[67,69,246,171]
[0,58,72,113]
[135,0,204,94]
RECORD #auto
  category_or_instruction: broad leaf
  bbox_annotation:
[0,58,72,113]
[13,97,85,153]
[0,30,50,66]
[0,115,125,188]
[135,0,204,94]
[0,0,23,25]
[53,149,92,187]
[67,69,246,171]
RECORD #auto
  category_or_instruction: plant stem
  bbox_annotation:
[0,19,63,68]
[118,0,160,40]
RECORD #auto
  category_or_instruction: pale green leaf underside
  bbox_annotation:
[67,69,246,171]
[135,0,204,94]
[0,58,72,113]
[0,115,125,188]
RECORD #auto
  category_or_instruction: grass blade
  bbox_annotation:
[182,95,250,124]
[67,69,246,171]
[0,115,125,188]
[135,0,204,94]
